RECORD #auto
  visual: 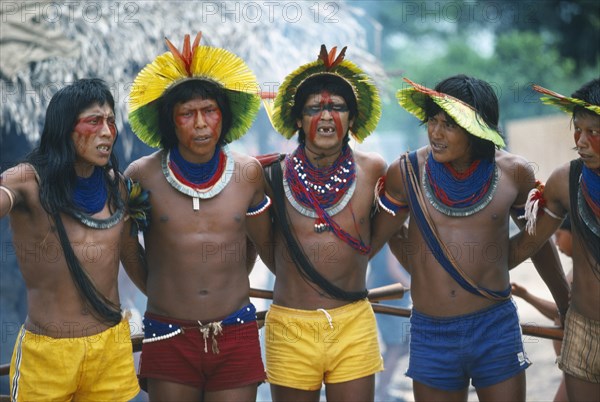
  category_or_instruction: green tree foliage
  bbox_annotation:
[363,0,599,140]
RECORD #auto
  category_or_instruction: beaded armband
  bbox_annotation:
[519,181,565,234]
[374,176,408,216]
[126,178,151,234]
[246,195,272,216]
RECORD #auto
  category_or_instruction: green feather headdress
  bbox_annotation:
[129,32,260,148]
[396,78,505,148]
[271,45,381,143]
[532,84,600,116]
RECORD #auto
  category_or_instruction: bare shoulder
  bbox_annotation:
[496,149,533,175]
[545,161,570,199]
[230,150,265,190]
[547,161,571,183]
[1,163,38,187]
[231,150,260,167]
[124,151,162,180]
[354,149,387,176]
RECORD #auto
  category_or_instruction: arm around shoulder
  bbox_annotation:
[371,158,410,259]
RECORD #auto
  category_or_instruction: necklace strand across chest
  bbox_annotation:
[283,145,356,230]
[162,145,234,210]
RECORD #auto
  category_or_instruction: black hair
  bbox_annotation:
[571,78,600,119]
[292,74,357,145]
[424,74,500,161]
[26,78,122,325]
[157,80,232,149]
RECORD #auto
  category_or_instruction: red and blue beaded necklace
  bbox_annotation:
[168,145,225,190]
[162,145,234,210]
[284,144,370,254]
[581,165,600,217]
[578,165,600,237]
[423,152,498,217]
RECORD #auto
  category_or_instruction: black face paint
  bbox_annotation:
[303,102,349,116]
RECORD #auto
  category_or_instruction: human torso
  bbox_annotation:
[406,148,519,317]
[134,149,256,321]
[272,149,382,310]
[6,164,123,337]
[562,161,600,320]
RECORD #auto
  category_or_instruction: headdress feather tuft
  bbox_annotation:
[129,31,260,148]
[396,78,505,148]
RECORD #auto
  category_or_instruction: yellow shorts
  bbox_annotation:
[10,318,140,401]
[558,308,600,383]
[265,299,383,390]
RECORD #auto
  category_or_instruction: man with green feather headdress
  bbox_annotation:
[261,45,386,402]
[121,32,273,401]
[371,74,570,402]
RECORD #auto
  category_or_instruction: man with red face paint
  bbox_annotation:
[263,45,386,402]
[370,74,570,402]
[0,79,140,401]
[510,78,600,402]
[122,33,272,401]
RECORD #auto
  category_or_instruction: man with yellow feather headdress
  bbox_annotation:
[121,32,272,401]
[262,45,386,401]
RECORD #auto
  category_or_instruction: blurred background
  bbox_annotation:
[1,0,598,400]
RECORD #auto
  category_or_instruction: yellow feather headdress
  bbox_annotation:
[396,77,505,148]
[532,84,600,116]
[129,32,260,148]
[270,45,381,143]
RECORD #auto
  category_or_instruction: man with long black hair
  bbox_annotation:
[0,78,139,401]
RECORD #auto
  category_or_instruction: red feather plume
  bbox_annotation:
[318,44,347,71]
[165,32,203,76]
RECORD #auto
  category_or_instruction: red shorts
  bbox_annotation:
[138,312,266,392]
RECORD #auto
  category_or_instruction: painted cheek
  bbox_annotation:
[590,135,600,155]
[206,109,222,139]
[332,113,344,140]
[74,120,99,137]
[309,113,320,142]
[574,131,581,145]
[72,132,94,156]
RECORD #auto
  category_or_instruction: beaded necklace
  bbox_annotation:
[162,145,234,210]
[578,165,600,236]
[73,166,107,214]
[70,166,124,229]
[284,145,370,254]
[423,152,498,217]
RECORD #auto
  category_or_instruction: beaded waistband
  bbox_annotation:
[142,303,257,350]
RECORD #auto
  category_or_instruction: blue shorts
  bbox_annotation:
[406,299,530,391]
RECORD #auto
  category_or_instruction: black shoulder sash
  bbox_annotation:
[264,157,368,301]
